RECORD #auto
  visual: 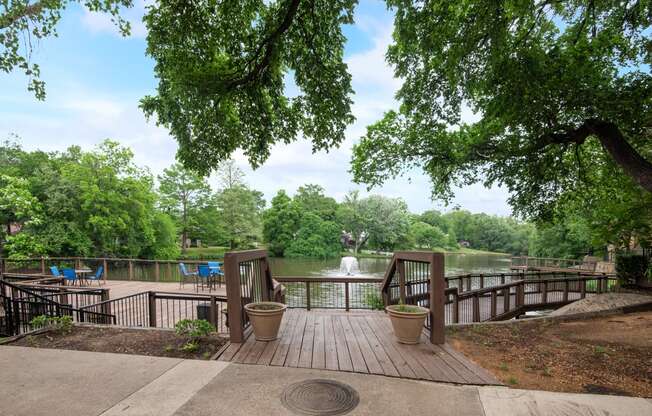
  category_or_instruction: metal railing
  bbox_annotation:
[78,291,229,332]
[0,280,114,336]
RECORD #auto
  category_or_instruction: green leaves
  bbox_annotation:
[353,0,652,222]
[0,0,133,99]
[142,0,356,172]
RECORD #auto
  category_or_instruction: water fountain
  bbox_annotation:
[339,256,360,276]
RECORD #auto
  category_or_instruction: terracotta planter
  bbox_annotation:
[244,302,287,341]
[386,304,429,344]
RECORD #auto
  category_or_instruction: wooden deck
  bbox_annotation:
[216,308,501,386]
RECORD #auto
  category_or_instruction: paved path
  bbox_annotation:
[1,346,650,416]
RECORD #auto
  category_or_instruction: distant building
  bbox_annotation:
[458,240,471,248]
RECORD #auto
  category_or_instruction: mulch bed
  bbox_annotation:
[9,325,228,360]
[447,311,652,397]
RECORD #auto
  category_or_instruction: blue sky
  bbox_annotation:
[0,0,511,215]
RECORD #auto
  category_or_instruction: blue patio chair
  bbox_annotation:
[50,266,61,276]
[207,261,224,286]
[85,266,104,286]
[178,263,197,288]
[197,264,213,292]
[62,268,78,285]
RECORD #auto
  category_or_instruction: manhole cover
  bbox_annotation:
[281,379,360,416]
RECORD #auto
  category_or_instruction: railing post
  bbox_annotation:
[472,294,480,322]
[103,259,108,281]
[503,288,510,312]
[500,273,505,285]
[479,274,484,289]
[148,292,157,327]
[40,257,45,275]
[429,253,445,344]
[563,280,569,303]
[260,257,271,301]
[155,261,160,282]
[209,295,218,328]
[519,282,525,307]
[580,279,586,299]
[344,282,350,311]
[306,281,311,311]
[128,260,134,281]
[100,289,111,323]
[465,275,471,292]
[541,280,548,304]
[490,290,497,318]
[452,292,459,324]
[397,259,406,303]
[224,252,244,343]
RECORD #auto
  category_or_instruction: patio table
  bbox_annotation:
[75,268,92,285]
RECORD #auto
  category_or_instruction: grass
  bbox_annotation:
[342,247,509,258]
[177,246,229,260]
[507,376,519,385]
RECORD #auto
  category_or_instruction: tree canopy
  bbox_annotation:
[141,1,652,233]
[352,1,652,220]
[141,0,356,174]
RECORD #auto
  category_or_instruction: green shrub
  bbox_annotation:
[175,319,214,352]
[615,254,649,285]
[175,319,214,340]
[29,315,73,333]
[364,292,385,310]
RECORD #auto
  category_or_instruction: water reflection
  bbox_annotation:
[268,253,511,277]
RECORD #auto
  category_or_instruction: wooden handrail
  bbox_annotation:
[276,276,383,283]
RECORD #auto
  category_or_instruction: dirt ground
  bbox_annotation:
[9,326,228,360]
[447,311,652,397]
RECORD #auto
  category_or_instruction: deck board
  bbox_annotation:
[332,314,353,372]
[217,309,502,386]
[339,314,368,373]
[323,315,339,371]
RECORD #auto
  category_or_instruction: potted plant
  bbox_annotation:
[244,301,287,341]
[386,303,429,344]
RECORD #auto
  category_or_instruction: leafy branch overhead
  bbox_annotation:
[352,1,652,219]
[141,0,356,174]
[0,0,133,99]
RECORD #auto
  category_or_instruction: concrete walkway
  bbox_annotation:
[1,346,650,416]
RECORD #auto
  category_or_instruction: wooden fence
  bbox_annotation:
[0,257,221,283]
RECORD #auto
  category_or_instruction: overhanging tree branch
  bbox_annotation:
[0,2,45,29]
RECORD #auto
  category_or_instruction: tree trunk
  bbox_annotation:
[592,120,652,193]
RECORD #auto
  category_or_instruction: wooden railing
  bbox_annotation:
[224,250,283,343]
[445,274,617,324]
[510,256,599,271]
[381,251,446,344]
[0,257,223,283]
[274,276,383,311]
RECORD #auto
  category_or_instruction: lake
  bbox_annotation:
[268,253,512,277]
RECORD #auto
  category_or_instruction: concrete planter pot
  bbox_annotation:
[244,302,287,341]
[386,304,429,344]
